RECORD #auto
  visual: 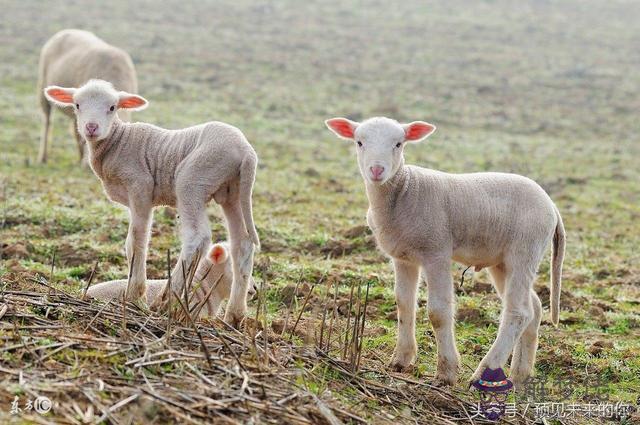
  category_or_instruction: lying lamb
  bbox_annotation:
[325,117,565,388]
[85,242,257,318]
[44,79,260,327]
[38,29,138,164]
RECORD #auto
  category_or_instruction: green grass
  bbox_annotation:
[1,0,639,416]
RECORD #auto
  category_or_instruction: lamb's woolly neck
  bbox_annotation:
[365,164,411,213]
[87,117,128,178]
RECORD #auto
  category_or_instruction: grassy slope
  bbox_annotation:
[1,0,639,412]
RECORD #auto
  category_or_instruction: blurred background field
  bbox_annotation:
[1,0,639,422]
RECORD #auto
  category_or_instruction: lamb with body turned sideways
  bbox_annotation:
[44,79,260,327]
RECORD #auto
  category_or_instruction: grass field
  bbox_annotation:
[1,0,639,423]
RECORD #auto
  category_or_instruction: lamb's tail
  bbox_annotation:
[550,206,565,327]
[239,154,260,250]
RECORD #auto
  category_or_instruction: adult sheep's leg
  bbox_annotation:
[471,263,536,383]
[388,259,420,372]
[71,119,88,166]
[510,290,542,388]
[221,200,254,328]
[423,258,460,385]
[38,100,52,164]
[124,198,153,302]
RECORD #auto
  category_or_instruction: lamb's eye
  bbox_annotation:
[76,104,80,110]
[395,142,402,148]
[357,141,363,147]
[109,105,115,112]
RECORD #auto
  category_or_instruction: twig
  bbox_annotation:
[356,280,371,371]
[288,282,317,341]
[342,280,356,360]
[81,261,99,300]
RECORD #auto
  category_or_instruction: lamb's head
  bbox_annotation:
[196,242,257,302]
[325,117,436,185]
[44,79,147,142]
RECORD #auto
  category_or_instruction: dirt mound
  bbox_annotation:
[1,242,32,259]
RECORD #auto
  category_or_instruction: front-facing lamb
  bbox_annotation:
[325,117,565,388]
[44,79,260,326]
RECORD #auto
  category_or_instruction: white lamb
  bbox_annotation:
[37,29,138,164]
[44,79,260,327]
[325,117,565,388]
[85,242,257,317]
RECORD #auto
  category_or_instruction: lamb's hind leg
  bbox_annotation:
[471,262,535,382]
[221,199,254,328]
[488,264,542,388]
[510,290,542,388]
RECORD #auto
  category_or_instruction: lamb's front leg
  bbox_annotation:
[124,201,153,302]
[423,258,460,386]
[389,259,420,372]
[168,206,211,308]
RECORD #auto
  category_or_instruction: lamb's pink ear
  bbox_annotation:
[44,86,76,107]
[207,243,229,265]
[325,118,358,140]
[403,121,436,142]
[117,92,148,111]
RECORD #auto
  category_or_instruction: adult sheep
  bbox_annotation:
[37,29,137,164]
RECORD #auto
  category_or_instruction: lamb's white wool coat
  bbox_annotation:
[325,116,565,388]
[44,79,260,327]
[85,242,258,318]
[38,29,137,164]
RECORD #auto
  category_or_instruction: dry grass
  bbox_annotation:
[0,274,536,424]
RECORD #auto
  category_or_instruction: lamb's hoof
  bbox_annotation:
[433,372,457,387]
[434,358,459,387]
[510,373,532,391]
[469,366,513,392]
[434,365,458,387]
[223,311,245,329]
[124,284,146,304]
[131,298,149,311]
[387,359,415,373]
[470,364,487,384]
[431,377,454,388]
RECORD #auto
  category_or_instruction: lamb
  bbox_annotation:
[37,29,138,164]
[44,79,260,327]
[325,116,565,388]
[85,242,257,318]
